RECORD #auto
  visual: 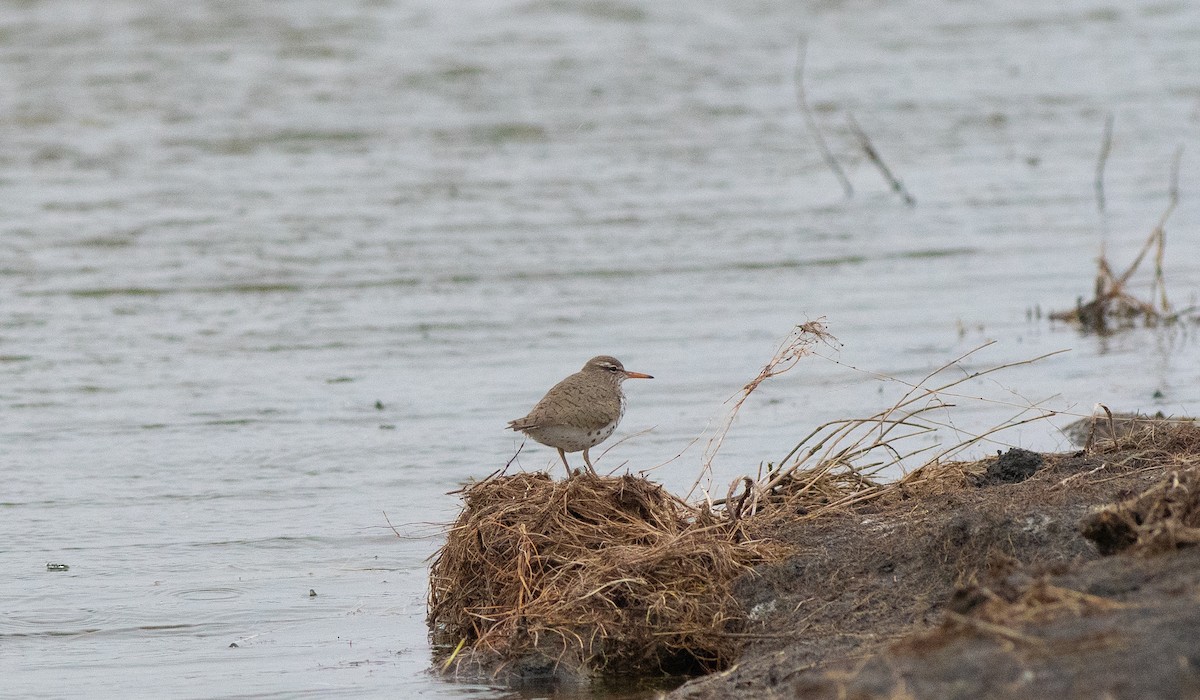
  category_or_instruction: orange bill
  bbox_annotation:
[625,371,653,379]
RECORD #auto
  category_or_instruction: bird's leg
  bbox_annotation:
[556,448,573,477]
[582,447,598,475]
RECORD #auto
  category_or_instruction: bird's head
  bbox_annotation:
[583,355,653,381]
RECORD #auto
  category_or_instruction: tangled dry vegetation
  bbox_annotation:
[1080,422,1200,555]
[427,471,788,680]
[426,327,1095,684]
[715,340,1063,523]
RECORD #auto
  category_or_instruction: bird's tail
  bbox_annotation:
[507,417,537,431]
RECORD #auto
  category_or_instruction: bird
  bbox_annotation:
[507,355,653,475]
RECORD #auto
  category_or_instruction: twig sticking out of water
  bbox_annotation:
[1094,113,1115,264]
[1146,146,1181,313]
[794,37,853,198]
[1053,146,1192,332]
[1094,113,1114,215]
[847,113,915,206]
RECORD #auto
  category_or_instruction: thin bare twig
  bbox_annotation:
[794,37,853,198]
[596,426,656,475]
[1114,148,1180,291]
[1150,146,1182,312]
[1104,146,1180,316]
[503,439,525,474]
[846,113,915,206]
[937,409,1062,463]
[1095,113,1114,265]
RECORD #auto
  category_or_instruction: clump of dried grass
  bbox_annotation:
[915,577,1125,653]
[1084,415,1200,458]
[950,556,1124,627]
[1063,408,1198,450]
[894,458,987,498]
[427,471,788,679]
[971,578,1121,626]
[896,557,1127,654]
[727,463,886,520]
[1081,437,1200,556]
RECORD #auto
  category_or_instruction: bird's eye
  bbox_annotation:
[606,365,618,372]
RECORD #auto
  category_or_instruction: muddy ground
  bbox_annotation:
[668,426,1200,699]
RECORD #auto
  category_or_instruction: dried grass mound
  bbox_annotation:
[427,472,786,680]
[1113,418,1200,456]
[1081,434,1200,555]
[969,578,1121,626]
[947,558,1123,630]
[895,458,984,497]
[1063,412,1196,447]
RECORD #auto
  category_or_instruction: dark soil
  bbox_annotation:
[973,447,1043,485]
[669,430,1200,700]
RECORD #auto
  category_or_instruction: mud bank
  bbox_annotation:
[427,421,1200,698]
[670,422,1200,699]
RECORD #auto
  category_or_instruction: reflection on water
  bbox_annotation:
[2,0,1199,696]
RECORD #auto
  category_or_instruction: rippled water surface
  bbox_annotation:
[4,0,1200,697]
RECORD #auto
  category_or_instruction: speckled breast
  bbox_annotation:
[525,420,618,453]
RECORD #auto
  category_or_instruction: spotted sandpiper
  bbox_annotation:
[507,356,653,475]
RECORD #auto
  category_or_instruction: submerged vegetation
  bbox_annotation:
[1052,126,1198,332]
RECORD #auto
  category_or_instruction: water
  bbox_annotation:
[3,0,1199,697]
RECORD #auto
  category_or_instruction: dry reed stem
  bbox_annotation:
[717,344,1065,517]
[1090,404,1115,452]
[943,612,1047,648]
[1094,112,1114,215]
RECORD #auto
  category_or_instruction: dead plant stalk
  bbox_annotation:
[756,345,1066,498]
